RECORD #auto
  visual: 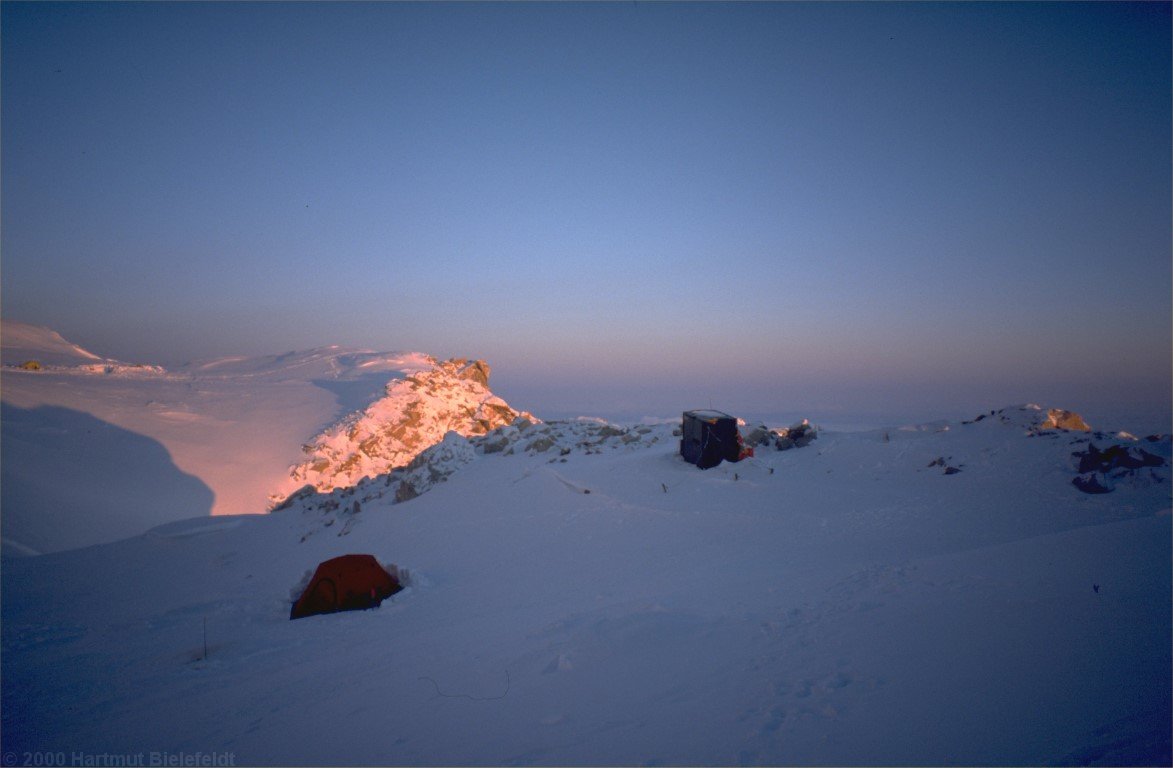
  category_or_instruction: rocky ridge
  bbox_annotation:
[275,403,1170,545]
[283,357,535,497]
[956,404,1169,493]
[275,417,676,541]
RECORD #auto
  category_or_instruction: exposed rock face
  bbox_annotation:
[284,357,534,494]
[1040,408,1091,432]
[1075,443,1165,474]
[454,358,491,387]
[1071,442,1167,495]
[273,419,675,539]
[961,405,1091,434]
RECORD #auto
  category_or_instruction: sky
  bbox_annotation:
[2,2,1170,431]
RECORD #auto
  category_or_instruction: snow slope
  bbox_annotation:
[0,322,104,368]
[3,405,1169,765]
[3,323,518,555]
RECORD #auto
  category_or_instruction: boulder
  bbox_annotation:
[394,481,419,503]
[455,359,491,386]
[743,424,774,446]
[1073,473,1112,494]
[1040,409,1091,432]
[481,434,512,454]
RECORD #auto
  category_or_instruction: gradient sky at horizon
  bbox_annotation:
[3,2,1170,430]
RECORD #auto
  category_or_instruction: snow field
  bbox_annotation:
[3,412,1169,765]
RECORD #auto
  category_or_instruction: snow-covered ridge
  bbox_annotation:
[282,357,536,499]
[275,403,1171,539]
[278,417,658,519]
[1,321,162,374]
[1,321,103,364]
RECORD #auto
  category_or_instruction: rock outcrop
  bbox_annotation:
[740,420,818,452]
[773,419,818,450]
[962,405,1093,435]
[1040,408,1091,432]
[1070,442,1167,494]
[284,357,534,495]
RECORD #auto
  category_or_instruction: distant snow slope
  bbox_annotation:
[2,404,1168,765]
[1,322,485,555]
[0,321,103,367]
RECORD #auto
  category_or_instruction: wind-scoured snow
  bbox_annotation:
[2,402,1169,766]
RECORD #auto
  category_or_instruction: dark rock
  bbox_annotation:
[1075,443,1166,474]
[1073,473,1112,494]
[394,481,419,503]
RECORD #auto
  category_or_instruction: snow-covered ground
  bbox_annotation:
[3,398,1169,765]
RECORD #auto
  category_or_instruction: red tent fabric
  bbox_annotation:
[290,554,402,620]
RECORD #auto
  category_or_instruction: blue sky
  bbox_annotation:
[3,2,1170,430]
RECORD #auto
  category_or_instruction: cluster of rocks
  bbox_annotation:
[956,404,1170,494]
[477,418,664,458]
[961,405,1092,434]
[742,419,818,451]
[927,456,963,475]
[1071,441,1168,494]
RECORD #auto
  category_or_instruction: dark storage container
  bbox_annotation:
[680,410,740,469]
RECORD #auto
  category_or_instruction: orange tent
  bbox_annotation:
[290,554,402,620]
